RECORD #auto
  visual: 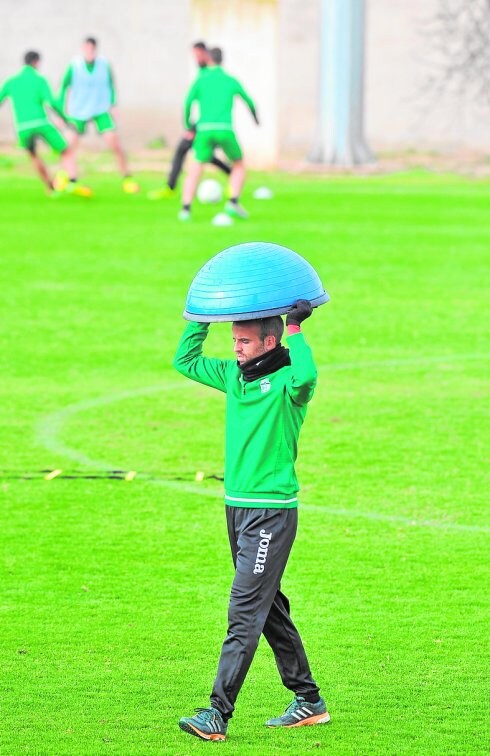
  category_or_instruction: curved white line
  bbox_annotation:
[36,383,186,470]
[317,352,490,372]
[35,352,490,535]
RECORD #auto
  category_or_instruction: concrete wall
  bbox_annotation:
[191,0,279,166]
[365,0,490,151]
[0,0,191,148]
[277,0,321,158]
[0,0,488,158]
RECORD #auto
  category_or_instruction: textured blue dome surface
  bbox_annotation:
[184,241,329,322]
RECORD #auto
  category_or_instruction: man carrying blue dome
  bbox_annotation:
[174,300,329,742]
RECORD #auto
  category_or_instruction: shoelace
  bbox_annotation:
[285,697,306,715]
[194,707,219,723]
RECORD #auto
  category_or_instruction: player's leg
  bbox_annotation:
[101,129,128,174]
[209,507,298,720]
[18,130,52,189]
[29,151,53,190]
[64,118,84,182]
[98,114,139,193]
[223,159,249,218]
[148,131,194,200]
[230,159,245,200]
[168,130,195,189]
[179,131,211,220]
[219,133,248,218]
[210,154,231,176]
[179,160,204,220]
[178,512,239,742]
[58,147,93,197]
[209,152,232,200]
[262,589,321,698]
[262,593,329,728]
[37,123,92,197]
[60,147,77,183]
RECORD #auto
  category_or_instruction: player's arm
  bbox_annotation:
[234,79,259,124]
[108,66,117,107]
[0,79,10,106]
[285,301,317,405]
[174,322,230,393]
[183,80,199,130]
[57,64,73,109]
[42,77,66,120]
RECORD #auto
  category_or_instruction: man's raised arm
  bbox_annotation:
[174,321,230,392]
[285,301,317,406]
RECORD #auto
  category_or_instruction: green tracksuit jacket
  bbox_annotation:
[173,322,317,508]
[0,66,63,132]
[183,65,256,131]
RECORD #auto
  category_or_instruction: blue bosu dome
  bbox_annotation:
[183,241,329,322]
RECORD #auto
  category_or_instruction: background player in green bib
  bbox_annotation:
[59,37,139,194]
[179,47,259,221]
[0,51,90,196]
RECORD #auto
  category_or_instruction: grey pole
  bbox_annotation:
[314,0,373,165]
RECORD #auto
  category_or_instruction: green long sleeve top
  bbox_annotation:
[183,65,256,131]
[174,322,317,508]
[0,66,63,131]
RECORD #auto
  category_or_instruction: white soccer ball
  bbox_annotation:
[253,186,274,200]
[212,212,234,227]
[197,179,223,204]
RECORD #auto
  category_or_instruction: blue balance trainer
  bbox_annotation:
[183,241,329,322]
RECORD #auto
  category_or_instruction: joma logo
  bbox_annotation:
[253,529,272,574]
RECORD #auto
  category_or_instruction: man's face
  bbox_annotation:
[193,46,209,68]
[232,324,276,364]
[83,42,97,63]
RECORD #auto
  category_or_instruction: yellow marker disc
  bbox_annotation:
[45,469,62,480]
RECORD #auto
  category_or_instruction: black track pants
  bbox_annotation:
[167,138,193,190]
[167,138,231,190]
[210,506,320,720]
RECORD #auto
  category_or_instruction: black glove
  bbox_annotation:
[286,300,313,327]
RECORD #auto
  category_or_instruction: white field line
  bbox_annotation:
[35,353,490,535]
[36,383,186,470]
[317,352,490,372]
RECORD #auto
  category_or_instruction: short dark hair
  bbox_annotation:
[209,47,223,64]
[193,41,207,50]
[24,51,40,66]
[233,316,284,345]
[85,37,97,46]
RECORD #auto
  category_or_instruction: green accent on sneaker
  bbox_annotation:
[265,696,330,728]
[147,186,176,200]
[225,200,249,219]
[179,706,227,741]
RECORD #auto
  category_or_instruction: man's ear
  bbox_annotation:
[264,334,276,351]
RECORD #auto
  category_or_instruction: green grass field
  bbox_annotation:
[1,164,489,755]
